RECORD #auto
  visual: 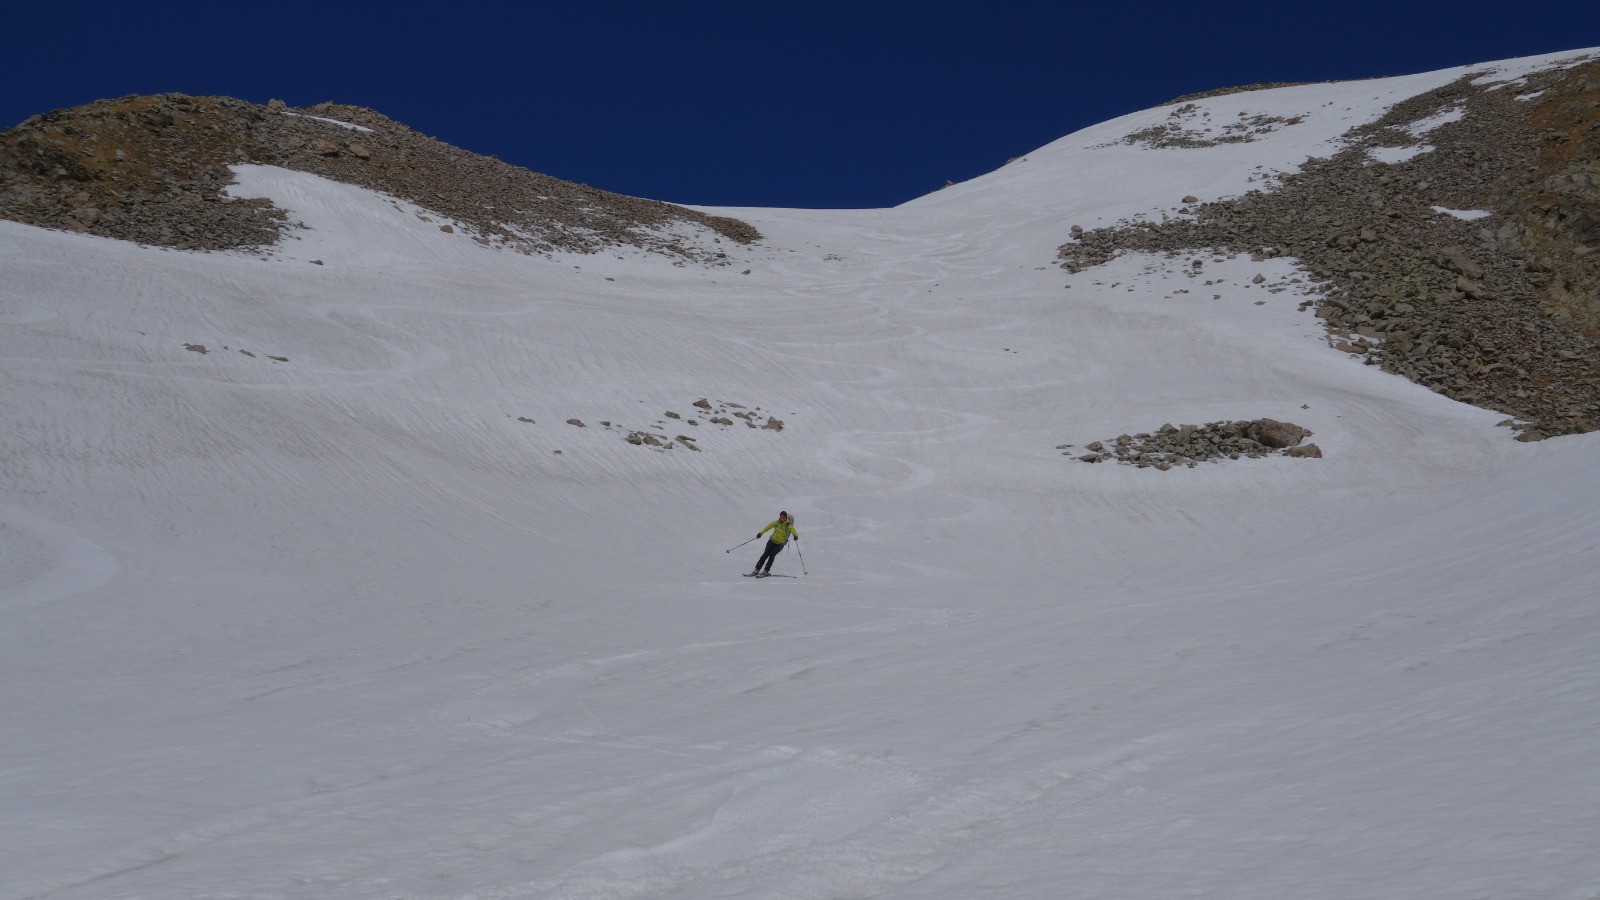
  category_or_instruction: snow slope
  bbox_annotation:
[3,49,1599,899]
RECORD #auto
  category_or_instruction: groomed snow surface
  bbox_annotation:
[4,49,1599,899]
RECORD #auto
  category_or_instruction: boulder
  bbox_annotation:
[1248,418,1311,448]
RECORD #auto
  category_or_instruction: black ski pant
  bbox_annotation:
[755,539,785,573]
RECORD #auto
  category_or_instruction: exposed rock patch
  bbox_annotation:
[1061,59,1600,440]
[1070,419,1318,468]
[0,93,761,260]
[1119,102,1305,149]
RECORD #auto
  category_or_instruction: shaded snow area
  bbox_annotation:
[4,49,1599,899]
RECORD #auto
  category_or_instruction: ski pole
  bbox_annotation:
[794,541,807,575]
[725,535,761,553]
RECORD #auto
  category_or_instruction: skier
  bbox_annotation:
[749,511,799,577]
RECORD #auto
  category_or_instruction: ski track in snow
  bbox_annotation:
[4,48,1600,900]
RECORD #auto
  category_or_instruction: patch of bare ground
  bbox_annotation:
[1060,58,1600,440]
[0,93,760,261]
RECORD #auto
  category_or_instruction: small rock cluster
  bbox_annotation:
[1067,419,1320,468]
[686,398,784,432]
[0,93,761,260]
[531,398,786,454]
[183,341,287,362]
[624,431,702,451]
[1060,59,1600,440]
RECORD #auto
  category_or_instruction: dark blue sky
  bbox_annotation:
[7,1,1598,208]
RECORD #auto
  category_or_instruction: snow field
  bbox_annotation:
[3,47,1599,899]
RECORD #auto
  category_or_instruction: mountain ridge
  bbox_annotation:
[0,92,761,260]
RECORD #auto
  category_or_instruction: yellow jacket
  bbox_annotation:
[760,519,799,544]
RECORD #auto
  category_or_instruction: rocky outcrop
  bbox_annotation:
[0,93,761,260]
[1061,59,1600,440]
[1069,419,1318,468]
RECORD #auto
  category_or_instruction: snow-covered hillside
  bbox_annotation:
[4,49,1599,899]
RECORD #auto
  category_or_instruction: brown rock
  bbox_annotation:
[1454,275,1486,299]
[1443,249,1484,278]
[1249,418,1311,449]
